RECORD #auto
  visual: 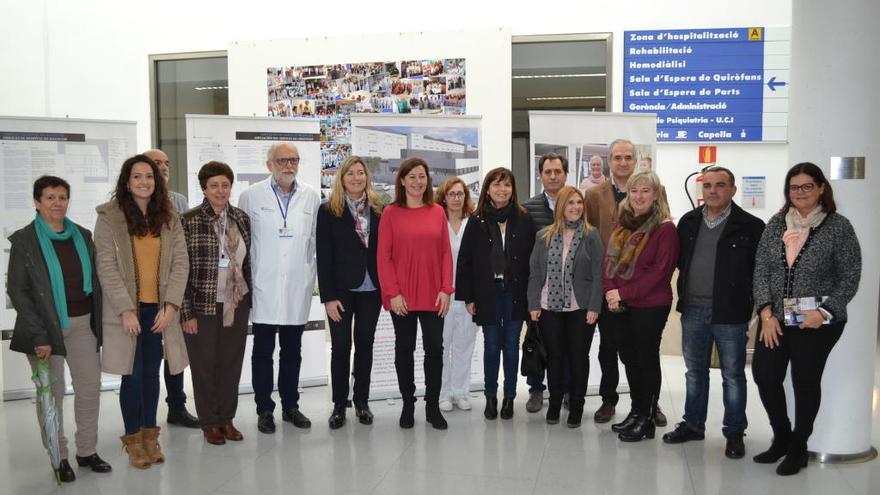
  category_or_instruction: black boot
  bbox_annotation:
[619,399,656,442]
[566,405,584,428]
[776,437,808,476]
[399,397,416,429]
[484,397,498,420]
[611,411,637,433]
[425,403,448,430]
[753,424,791,464]
[354,401,374,425]
[500,398,515,420]
[546,399,562,425]
[328,404,346,430]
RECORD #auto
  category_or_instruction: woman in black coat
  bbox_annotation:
[316,156,384,429]
[456,167,534,420]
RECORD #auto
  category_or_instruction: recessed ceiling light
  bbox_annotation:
[513,73,606,79]
[525,96,606,101]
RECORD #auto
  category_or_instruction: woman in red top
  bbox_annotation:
[377,157,453,430]
[603,170,678,442]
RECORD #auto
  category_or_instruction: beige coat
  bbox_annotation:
[94,199,190,375]
[585,180,669,247]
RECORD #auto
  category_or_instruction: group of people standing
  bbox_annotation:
[8,138,861,483]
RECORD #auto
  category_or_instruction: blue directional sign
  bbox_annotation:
[624,27,790,142]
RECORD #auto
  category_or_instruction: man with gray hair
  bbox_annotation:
[143,148,200,429]
[585,138,667,428]
[238,142,320,434]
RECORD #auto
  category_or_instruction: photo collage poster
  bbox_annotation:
[266,59,466,193]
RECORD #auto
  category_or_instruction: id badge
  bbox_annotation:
[218,258,230,268]
[278,228,294,238]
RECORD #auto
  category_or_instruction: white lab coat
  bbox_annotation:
[441,216,478,399]
[237,177,320,325]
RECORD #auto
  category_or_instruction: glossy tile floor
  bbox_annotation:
[2,354,878,495]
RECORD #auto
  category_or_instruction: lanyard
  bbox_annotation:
[217,209,227,259]
[272,183,294,228]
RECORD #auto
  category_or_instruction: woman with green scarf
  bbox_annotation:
[7,176,110,483]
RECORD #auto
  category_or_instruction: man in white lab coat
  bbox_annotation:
[238,142,320,434]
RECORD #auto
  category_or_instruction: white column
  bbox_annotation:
[788,0,879,460]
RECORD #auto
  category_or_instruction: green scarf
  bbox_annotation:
[33,213,93,329]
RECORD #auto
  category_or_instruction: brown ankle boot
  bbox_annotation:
[120,431,151,469]
[141,427,166,464]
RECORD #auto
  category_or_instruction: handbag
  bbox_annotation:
[520,319,547,377]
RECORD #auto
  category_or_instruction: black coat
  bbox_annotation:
[7,221,102,356]
[455,208,535,325]
[522,193,554,234]
[316,203,381,302]
[676,202,765,324]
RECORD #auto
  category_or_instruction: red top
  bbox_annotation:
[377,203,454,311]
[603,220,679,308]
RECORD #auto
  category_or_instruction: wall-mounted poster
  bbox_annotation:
[267,59,466,196]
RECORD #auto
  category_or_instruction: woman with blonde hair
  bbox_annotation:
[435,177,478,412]
[317,156,384,429]
[602,171,678,442]
[527,186,604,427]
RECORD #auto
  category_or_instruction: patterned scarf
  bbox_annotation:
[546,220,584,311]
[604,205,663,281]
[783,206,826,268]
[215,210,247,326]
[345,194,370,246]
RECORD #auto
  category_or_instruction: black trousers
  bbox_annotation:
[597,300,623,406]
[328,290,382,406]
[540,309,596,410]
[183,302,249,428]
[613,305,670,415]
[752,321,844,446]
[391,311,444,403]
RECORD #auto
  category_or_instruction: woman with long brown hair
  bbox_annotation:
[456,167,534,421]
[94,155,189,468]
[527,186,604,427]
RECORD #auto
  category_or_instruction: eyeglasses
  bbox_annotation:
[273,157,300,167]
[788,183,817,193]
[446,191,466,198]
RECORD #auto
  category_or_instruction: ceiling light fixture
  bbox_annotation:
[525,96,606,101]
[194,86,229,91]
[513,73,606,79]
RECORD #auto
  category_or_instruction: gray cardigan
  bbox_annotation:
[753,211,861,322]
[528,226,604,313]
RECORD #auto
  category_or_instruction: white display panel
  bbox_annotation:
[184,114,322,206]
[1,116,136,399]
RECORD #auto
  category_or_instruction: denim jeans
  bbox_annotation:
[680,305,748,437]
[482,281,522,399]
[251,323,305,414]
[119,304,164,434]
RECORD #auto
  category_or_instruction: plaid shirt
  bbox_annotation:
[180,200,252,321]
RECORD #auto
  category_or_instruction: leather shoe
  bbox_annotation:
[662,422,705,444]
[282,409,312,429]
[725,433,745,459]
[167,407,200,428]
[328,405,346,430]
[257,411,276,434]
[525,392,543,413]
[222,424,243,441]
[75,453,112,473]
[611,411,636,433]
[593,402,615,423]
[500,398,514,420]
[654,405,668,427]
[484,397,498,420]
[57,459,76,482]
[354,401,374,425]
[204,426,226,445]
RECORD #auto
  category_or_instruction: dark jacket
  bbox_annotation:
[522,193,554,234]
[676,202,765,323]
[180,200,252,321]
[316,202,381,302]
[753,211,860,323]
[455,207,535,325]
[7,221,102,355]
